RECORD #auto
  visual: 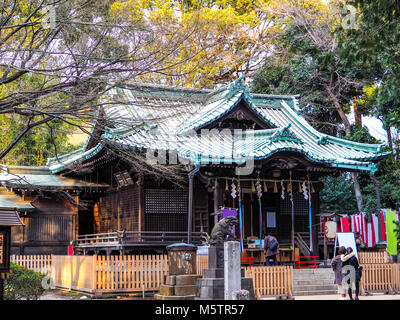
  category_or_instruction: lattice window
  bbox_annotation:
[279,192,308,216]
[145,189,188,215]
[144,189,188,232]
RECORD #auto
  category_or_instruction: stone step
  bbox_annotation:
[294,275,335,282]
[293,268,333,274]
[292,268,338,296]
[294,279,335,286]
[293,284,338,292]
[294,289,338,296]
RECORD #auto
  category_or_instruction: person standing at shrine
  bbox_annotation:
[332,246,347,300]
[264,235,279,266]
[342,247,362,300]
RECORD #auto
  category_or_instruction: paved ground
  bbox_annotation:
[261,293,400,300]
[40,289,400,300]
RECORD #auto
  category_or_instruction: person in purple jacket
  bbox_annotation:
[264,235,279,266]
[331,246,347,300]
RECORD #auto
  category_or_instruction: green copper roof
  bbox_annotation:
[0,165,109,189]
[0,187,35,211]
[46,78,389,174]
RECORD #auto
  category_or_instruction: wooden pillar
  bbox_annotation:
[117,188,121,231]
[187,167,200,244]
[212,178,225,226]
[74,194,79,239]
[137,176,144,233]
[312,191,320,256]
[213,184,220,225]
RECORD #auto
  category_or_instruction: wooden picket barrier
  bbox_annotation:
[196,255,208,276]
[244,266,293,299]
[11,254,52,275]
[359,252,388,264]
[360,263,400,295]
[392,263,400,291]
[11,254,396,297]
[95,254,168,293]
[51,255,97,292]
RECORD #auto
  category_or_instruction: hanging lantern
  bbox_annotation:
[263,181,268,193]
[311,183,315,193]
[225,178,229,191]
[251,180,256,193]
[287,181,292,193]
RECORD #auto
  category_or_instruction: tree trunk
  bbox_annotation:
[354,98,362,127]
[326,86,351,136]
[327,87,364,212]
[387,128,393,151]
[352,172,364,213]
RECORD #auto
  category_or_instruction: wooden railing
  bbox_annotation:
[295,233,311,256]
[75,231,208,249]
[244,266,293,299]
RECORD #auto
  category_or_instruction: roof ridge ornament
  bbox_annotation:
[317,135,329,145]
[267,124,304,145]
[227,74,249,100]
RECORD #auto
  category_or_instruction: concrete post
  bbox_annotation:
[224,241,241,300]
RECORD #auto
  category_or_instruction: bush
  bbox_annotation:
[4,263,47,300]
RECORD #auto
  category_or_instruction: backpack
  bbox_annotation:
[269,238,278,251]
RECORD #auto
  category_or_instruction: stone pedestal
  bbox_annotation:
[197,243,255,300]
[224,241,241,300]
[155,243,201,300]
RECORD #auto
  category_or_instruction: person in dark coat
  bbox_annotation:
[264,235,279,266]
[331,246,347,299]
[342,247,362,300]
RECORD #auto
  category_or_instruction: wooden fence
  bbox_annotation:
[360,263,400,294]
[244,266,293,299]
[359,252,388,264]
[11,254,399,297]
[11,254,209,294]
[11,255,52,275]
[95,255,169,293]
[196,255,208,276]
[52,255,97,292]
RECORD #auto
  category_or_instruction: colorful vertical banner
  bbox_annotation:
[0,233,3,265]
[380,211,386,242]
[385,210,398,255]
[340,216,351,232]
[372,214,379,244]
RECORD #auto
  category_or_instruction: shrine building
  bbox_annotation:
[0,77,389,257]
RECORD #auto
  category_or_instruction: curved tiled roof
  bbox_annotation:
[47,78,389,174]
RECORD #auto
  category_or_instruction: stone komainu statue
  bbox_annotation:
[208,216,238,246]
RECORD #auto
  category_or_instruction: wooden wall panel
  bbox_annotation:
[97,185,139,233]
